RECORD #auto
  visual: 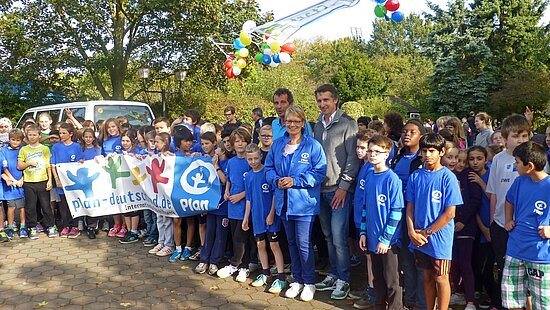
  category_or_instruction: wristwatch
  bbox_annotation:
[425,227,433,236]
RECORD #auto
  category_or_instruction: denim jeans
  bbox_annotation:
[319,191,351,282]
[283,218,316,284]
[156,215,174,247]
[400,224,427,310]
[143,210,158,241]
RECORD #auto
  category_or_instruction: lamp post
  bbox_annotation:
[138,67,187,117]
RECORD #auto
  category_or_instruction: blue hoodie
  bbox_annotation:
[265,131,327,218]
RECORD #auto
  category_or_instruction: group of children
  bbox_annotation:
[1,105,549,310]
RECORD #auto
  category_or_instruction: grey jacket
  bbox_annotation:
[475,127,494,148]
[313,109,360,192]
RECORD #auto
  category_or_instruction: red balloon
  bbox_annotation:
[224,59,233,69]
[226,68,234,78]
[229,53,235,60]
[385,0,400,12]
[281,42,296,54]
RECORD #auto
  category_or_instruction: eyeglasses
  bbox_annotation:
[367,150,388,156]
[260,135,272,139]
[285,120,303,126]
[224,113,233,116]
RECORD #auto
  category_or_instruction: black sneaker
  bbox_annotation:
[86,228,96,239]
[119,232,139,244]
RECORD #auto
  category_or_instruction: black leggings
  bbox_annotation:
[229,219,253,268]
[59,194,78,228]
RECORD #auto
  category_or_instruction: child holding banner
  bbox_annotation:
[99,118,125,238]
[80,128,102,237]
[119,129,142,244]
[194,131,229,275]
[242,143,286,293]
[17,124,55,240]
[169,127,197,262]
[148,131,175,257]
[217,128,254,282]
[51,123,84,238]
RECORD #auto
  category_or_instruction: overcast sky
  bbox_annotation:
[255,0,549,41]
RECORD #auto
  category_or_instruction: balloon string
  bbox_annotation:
[209,37,232,59]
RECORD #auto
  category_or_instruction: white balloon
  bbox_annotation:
[266,37,275,45]
[242,20,257,33]
[279,52,291,64]
[232,66,241,76]
[269,61,279,67]
[264,48,273,56]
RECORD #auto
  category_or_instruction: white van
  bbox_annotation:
[16,101,155,129]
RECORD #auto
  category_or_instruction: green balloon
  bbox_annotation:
[255,52,263,63]
[374,4,387,18]
[261,43,269,51]
[234,50,240,58]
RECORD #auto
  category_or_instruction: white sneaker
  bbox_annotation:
[148,243,164,254]
[300,284,316,301]
[217,265,238,279]
[450,293,467,305]
[285,282,304,298]
[235,268,250,282]
[155,246,174,257]
[464,304,477,310]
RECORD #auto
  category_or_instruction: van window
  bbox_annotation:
[94,105,153,128]
[61,108,86,122]
[36,109,61,124]
[17,112,35,128]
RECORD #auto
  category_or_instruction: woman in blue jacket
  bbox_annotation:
[265,105,327,302]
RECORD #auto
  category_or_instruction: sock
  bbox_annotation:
[176,245,182,252]
[131,229,138,234]
[8,224,14,230]
[262,268,270,276]
[277,273,286,281]
[185,246,192,250]
[20,223,26,229]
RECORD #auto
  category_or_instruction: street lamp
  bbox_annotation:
[138,66,187,117]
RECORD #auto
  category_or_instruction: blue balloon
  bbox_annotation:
[273,54,281,63]
[262,54,272,65]
[391,11,404,23]
[233,38,245,49]
[375,0,385,3]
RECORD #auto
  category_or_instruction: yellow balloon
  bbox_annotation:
[237,58,247,69]
[239,31,252,46]
[270,41,281,53]
[239,48,249,58]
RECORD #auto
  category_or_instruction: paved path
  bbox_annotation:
[0,233,357,309]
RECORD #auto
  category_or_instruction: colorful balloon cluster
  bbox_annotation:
[374,0,404,23]
[223,20,296,79]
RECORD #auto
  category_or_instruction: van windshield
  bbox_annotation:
[94,105,153,128]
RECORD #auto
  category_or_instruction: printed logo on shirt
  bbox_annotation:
[359,179,365,190]
[115,145,122,152]
[534,200,547,216]
[505,163,517,172]
[377,194,387,206]
[431,190,442,204]
[298,152,310,164]
[262,183,270,193]
[222,218,229,227]
[2,159,6,167]
[70,154,76,161]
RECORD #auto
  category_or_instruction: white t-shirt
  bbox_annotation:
[486,150,518,227]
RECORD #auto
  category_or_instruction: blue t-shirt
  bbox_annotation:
[353,162,374,229]
[393,152,418,195]
[210,159,229,216]
[363,169,404,252]
[0,150,5,199]
[51,142,84,194]
[506,175,550,263]
[405,167,463,259]
[479,169,491,243]
[82,146,102,161]
[102,136,122,155]
[1,146,24,200]
[245,168,280,235]
[226,156,250,220]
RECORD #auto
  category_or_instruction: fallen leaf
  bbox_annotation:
[180,265,188,270]
[95,281,103,286]
[120,302,132,307]
[37,301,48,307]
[134,271,143,274]
[105,290,113,294]
[209,285,219,290]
